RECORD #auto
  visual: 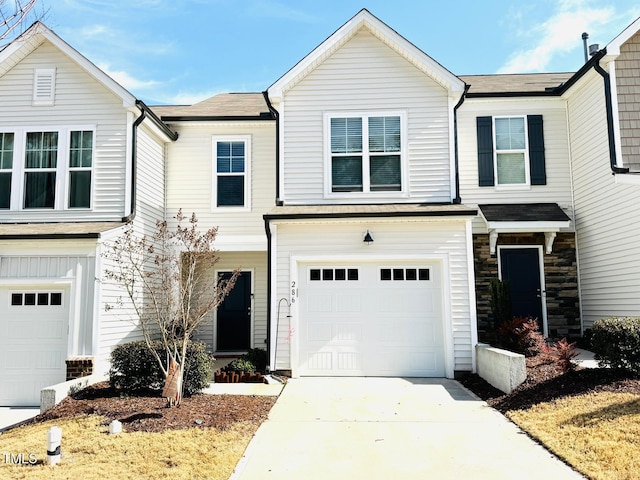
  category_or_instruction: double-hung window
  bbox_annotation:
[24,131,58,208]
[213,135,250,209]
[494,117,528,185]
[0,132,13,209]
[0,127,94,210]
[328,112,404,195]
[68,130,93,208]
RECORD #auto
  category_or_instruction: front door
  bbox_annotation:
[499,248,544,326]
[216,272,251,351]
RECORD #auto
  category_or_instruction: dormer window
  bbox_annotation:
[325,112,405,196]
[33,68,56,106]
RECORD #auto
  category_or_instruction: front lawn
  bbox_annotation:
[460,358,640,480]
[0,383,276,479]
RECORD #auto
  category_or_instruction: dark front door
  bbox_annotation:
[499,248,543,321]
[216,271,251,351]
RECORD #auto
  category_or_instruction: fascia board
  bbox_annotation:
[606,16,640,56]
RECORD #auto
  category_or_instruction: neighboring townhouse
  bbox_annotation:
[153,94,275,355]
[563,17,640,329]
[0,23,177,406]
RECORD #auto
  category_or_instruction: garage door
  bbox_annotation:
[0,287,69,406]
[298,262,444,377]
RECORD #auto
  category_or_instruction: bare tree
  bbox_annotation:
[0,0,42,43]
[103,210,239,405]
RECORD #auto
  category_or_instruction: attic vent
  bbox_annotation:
[33,68,56,106]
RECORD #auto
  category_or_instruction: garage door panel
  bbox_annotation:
[0,287,69,406]
[299,262,446,377]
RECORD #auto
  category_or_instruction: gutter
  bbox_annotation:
[593,51,629,174]
[159,114,273,122]
[262,91,283,205]
[453,84,470,204]
[263,216,273,372]
[122,101,179,223]
[263,208,478,222]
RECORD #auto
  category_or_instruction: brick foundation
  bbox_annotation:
[474,232,581,340]
[66,357,94,381]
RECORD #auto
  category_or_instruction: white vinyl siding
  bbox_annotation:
[271,219,473,374]
[458,100,574,233]
[165,122,275,240]
[567,71,640,327]
[280,29,452,205]
[0,41,129,222]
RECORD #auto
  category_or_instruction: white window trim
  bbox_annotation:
[0,126,95,211]
[323,111,408,199]
[211,135,251,212]
[492,115,531,190]
[33,68,56,106]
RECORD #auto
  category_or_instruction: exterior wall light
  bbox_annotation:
[363,230,374,245]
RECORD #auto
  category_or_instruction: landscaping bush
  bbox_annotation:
[496,316,546,357]
[591,317,640,375]
[110,340,213,396]
[490,278,512,328]
[546,338,578,373]
[225,358,256,374]
[244,348,268,373]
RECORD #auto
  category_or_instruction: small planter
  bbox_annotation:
[214,370,266,384]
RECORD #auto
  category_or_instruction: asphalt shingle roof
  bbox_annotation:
[478,203,571,222]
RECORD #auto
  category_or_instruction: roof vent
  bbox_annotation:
[588,44,600,56]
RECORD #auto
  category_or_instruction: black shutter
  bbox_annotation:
[527,115,546,185]
[476,116,494,187]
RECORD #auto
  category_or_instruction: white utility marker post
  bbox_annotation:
[46,426,62,466]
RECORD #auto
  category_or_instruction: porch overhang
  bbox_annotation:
[478,203,571,255]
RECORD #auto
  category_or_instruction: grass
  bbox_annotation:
[0,414,257,479]
[508,392,640,480]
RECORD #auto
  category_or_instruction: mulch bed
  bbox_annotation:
[458,356,640,413]
[29,382,277,433]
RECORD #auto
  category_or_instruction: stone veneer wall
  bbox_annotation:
[474,232,581,339]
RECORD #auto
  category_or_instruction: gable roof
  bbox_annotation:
[151,93,273,121]
[267,9,465,100]
[0,21,136,107]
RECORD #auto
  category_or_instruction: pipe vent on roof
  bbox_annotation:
[589,44,600,56]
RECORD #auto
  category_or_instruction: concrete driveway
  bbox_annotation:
[231,377,584,479]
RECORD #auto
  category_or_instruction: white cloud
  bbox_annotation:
[497,1,615,73]
[98,63,160,92]
[246,0,319,23]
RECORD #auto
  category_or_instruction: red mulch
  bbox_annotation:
[28,382,277,433]
[458,356,640,413]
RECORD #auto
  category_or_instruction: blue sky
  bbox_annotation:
[30,0,640,105]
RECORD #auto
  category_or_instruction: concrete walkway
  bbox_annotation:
[231,378,585,479]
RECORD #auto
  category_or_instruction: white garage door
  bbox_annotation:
[298,262,445,377]
[0,287,69,406]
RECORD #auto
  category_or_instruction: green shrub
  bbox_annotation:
[591,317,640,375]
[225,358,256,373]
[490,278,512,328]
[244,348,268,373]
[110,340,213,396]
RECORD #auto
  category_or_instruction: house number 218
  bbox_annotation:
[291,281,296,304]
